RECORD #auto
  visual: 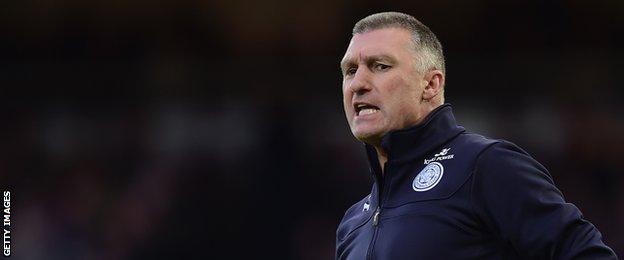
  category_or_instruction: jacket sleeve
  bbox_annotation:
[471,141,617,259]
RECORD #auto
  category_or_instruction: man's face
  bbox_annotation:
[341,27,428,145]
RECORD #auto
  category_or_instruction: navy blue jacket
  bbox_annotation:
[336,104,617,260]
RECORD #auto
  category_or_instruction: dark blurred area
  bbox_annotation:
[2,0,623,259]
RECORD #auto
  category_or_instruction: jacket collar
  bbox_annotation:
[365,104,465,173]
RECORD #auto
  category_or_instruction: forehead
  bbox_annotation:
[341,27,414,65]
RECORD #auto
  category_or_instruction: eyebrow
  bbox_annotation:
[340,54,396,72]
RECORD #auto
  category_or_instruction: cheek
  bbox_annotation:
[342,88,353,114]
[382,75,422,118]
[380,75,408,109]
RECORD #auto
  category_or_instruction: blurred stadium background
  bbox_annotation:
[2,0,623,259]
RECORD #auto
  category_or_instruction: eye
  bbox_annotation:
[373,63,391,71]
[344,67,357,77]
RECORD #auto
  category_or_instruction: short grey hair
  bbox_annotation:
[353,12,446,75]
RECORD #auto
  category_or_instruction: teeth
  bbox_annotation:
[359,108,378,116]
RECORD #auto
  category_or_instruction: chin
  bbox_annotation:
[352,128,384,145]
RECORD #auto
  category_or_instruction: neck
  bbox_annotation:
[374,146,388,175]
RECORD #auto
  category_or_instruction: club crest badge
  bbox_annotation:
[413,162,444,192]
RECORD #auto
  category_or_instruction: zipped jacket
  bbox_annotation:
[336,104,617,260]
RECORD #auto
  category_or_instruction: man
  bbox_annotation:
[336,12,617,259]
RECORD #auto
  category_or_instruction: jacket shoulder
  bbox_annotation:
[336,193,373,241]
[454,131,501,150]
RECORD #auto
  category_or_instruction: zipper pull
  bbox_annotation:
[372,207,381,226]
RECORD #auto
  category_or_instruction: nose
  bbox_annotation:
[346,68,372,96]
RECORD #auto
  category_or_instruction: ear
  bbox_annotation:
[421,70,445,102]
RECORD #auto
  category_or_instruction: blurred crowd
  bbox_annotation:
[2,0,623,259]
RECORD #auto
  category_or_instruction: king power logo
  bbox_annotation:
[424,148,455,164]
[435,148,451,157]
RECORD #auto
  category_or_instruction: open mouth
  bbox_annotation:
[354,103,380,116]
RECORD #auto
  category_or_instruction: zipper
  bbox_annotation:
[366,162,391,260]
[372,207,381,226]
[366,206,381,260]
